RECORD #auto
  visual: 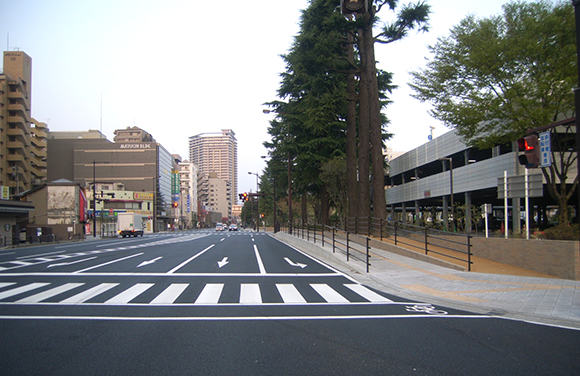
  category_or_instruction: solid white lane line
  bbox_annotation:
[240,284,262,304]
[0,282,16,289]
[73,253,144,273]
[150,284,189,304]
[195,283,224,304]
[104,283,154,304]
[310,284,349,303]
[344,284,393,303]
[276,284,307,303]
[0,283,50,300]
[16,283,85,303]
[168,245,215,274]
[253,245,266,274]
[60,283,119,304]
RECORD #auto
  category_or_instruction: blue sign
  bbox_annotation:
[539,131,552,167]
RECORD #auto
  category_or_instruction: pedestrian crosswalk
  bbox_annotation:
[0,281,393,306]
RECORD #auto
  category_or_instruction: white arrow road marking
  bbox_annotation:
[47,257,97,268]
[217,257,229,268]
[284,257,307,269]
[137,257,163,268]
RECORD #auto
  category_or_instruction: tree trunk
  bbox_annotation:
[301,195,308,225]
[362,15,387,220]
[357,23,371,219]
[320,185,329,225]
[346,29,359,219]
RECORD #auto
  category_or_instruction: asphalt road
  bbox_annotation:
[0,230,578,375]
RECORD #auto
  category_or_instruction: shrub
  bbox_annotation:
[543,224,580,240]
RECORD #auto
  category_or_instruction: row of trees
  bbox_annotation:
[253,0,577,229]
[260,0,430,227]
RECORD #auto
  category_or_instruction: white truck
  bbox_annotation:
[117,212,144,237]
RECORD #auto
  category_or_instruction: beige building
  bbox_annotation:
[189,130,237,219]
[0,51,47,196]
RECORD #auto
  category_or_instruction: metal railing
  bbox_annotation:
[285,223,371,272]
[347,217,473,271]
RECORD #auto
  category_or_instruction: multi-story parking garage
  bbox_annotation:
[385,122,577,233]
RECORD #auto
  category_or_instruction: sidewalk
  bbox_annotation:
[274,232,580,329]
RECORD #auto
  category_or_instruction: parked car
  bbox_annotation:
[228,224,238,231]
[215,223,224,231]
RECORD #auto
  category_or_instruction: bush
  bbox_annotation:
[543,224,580,240]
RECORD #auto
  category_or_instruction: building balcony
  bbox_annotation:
[7,116,28,127]
[31,126,48,139]
[30,144,47,158]
[29,164,46,179]
[7,153,27,164]
[7,90,27,101]
[30,137,47,150]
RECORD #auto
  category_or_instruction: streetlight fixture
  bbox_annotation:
[248,171,259,232]
[438,157,454,232]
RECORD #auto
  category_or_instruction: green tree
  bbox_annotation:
[409,0,577,225]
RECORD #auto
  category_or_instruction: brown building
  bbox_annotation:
[47,128,175,232]
[0,51,47,196]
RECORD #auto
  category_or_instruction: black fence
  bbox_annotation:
[346,217,473,271]
[283,223,371,272]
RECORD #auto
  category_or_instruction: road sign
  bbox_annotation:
[539,131,552,167]
[497,173,543,199]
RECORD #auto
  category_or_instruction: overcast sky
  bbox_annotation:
[1,0,512,193]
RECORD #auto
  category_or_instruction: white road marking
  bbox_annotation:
[253,245,266,274]
[168,245,214,274]
[195,283,224,304]
[73,253,144,273]
[240,284,262,304]
[0,283,50,300]
[310,284,349,303]
[104,283,154,304]
[16,283,84,303]
[60,283,119,304]
[344,284,393,303]
[47,257,97,268]
[276,284,307,303]
[150,284,189,304]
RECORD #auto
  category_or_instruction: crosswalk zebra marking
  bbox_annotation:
[195,283,224,304]
[61,283,119,304]
[0,282,50,300]
[344,284,393,303]
[150,283,189,304]
[104,283,154,304]
[240,283,262,304]
[0,281,394,306]
[16,283,84,303]
[276,284,307,303]
[311,284,350,303]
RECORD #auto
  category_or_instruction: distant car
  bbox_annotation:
[215,223,224,231]
[228,224,238,231]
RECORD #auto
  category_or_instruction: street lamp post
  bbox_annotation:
[248,172,259,232]
[439,157,454,232]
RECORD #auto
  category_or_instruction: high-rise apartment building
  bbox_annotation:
[0,51,47,196]
[189,129,237,219]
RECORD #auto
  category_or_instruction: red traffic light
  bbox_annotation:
[517,135,540,168]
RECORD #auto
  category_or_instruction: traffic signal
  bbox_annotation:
[341,0,368,15]
[517,135,540,168]
[242,193,249,202]
[238,193,244,201]
[173,202,178,208]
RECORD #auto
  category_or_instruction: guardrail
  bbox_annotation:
[284,223,371,272]
[347,217,473,271]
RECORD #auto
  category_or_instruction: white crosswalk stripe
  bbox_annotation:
[0,281,393,306]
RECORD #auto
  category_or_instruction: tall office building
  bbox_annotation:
[0,51,47,197]
[189,129,237,219]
